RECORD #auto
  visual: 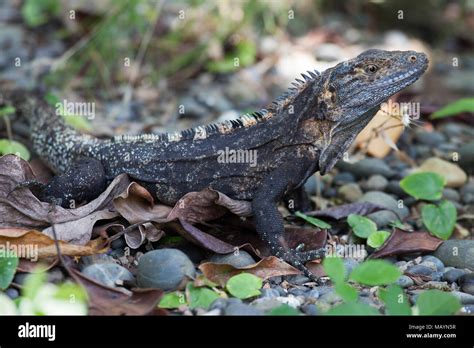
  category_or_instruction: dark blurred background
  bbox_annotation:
[0,0,473,133]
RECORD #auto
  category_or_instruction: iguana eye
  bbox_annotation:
[366,64,378,73]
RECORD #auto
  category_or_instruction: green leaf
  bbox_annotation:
[335,283,358,302]
[416,290,461,315]
[367,231,391,248]
[0,251,19,290]
[268,304,301,316]
[422,200,457,240]
[21,0,60,27]
[226,273,262,299]
[350,260,401,286]
[347,214,377,238]
[159,291,186,309]
[0,139,30,160]
[323,257,345,284]
[431,98,474,119]
[0,105,16,117]
[22,270,47,300]
[326,302,379,315]
[63,115,93,132]
[379,285,411,315]
[54,282,88,303]
[186,283,219,310]
[295,211,331,229]
[400,172,445,201]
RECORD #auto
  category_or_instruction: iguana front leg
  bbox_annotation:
[252,160,325,280]
[40,157,107,208]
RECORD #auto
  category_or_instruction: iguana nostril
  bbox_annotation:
[409,55,417,62]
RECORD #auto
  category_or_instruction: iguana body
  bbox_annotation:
[7,49,428,278]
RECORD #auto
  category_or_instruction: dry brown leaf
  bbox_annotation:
[0,227,109,259]
[370,228,443,259]
[355,102,404,158]
[199,256,300,287]
[69,268,163,316]
[0,154,129,244]
[167,188,227,223]
[113,182,172,224]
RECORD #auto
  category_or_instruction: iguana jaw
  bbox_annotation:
[316,49,429,175]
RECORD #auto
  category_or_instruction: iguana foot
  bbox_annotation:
[277,248,326,282]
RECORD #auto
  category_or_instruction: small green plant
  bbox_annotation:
[0,251,19,290]
[226,273,262,299]
[400,172,457,240]
[323,257,460,315]
[431,98,474,119]
[0,268,88,315]
[347,214,390,248]
[295,211,331,229]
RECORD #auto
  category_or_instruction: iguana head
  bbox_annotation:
[315,49,429,174]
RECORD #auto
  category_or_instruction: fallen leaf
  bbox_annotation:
[167,188,227,223]
[0,154,129,244]
[69,268,163,315]
[370,228,443,259]
[124,222,165,249]
[355,102,404,158]
[177,219,237,254]
[113,182,171,224]
[0,227,109,259]
[305,202,385,220]
[199,256,300,287]
[283,226,327,250]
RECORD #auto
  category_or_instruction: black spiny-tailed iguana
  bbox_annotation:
[4,49,429,279]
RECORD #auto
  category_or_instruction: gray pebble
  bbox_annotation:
[137,249,195,291]
[443,269,468,283]
[288,288,307,297]
[343,258,360,277]
[306,289,320,300]
[224,303,264,316]
[286,275,311,285]
[451,291,474,305]
[358,191,409,220]
[337,158,394,179]
[301,304,319,316]
[82,263,135,288]
[442,188,460,203]
[367,210,398,228]
[396,275,414,288]
[421,255,445,272]
[414,131,446,146]
[273,285,287,296]
[333,172,356,185]
[407,265,434,276]
[260,288,280,299]
[461,305,474,314]
[210,250,256,268]
[5,288,19,300]
[364,175,388,191]
[459,273,474,296]
[433,240,474,271]
[338,183,363,202]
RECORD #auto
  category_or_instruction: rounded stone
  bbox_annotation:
[364,175,389,191]
[421,255,445,272]
[459,273,474,296]
[407,265,434,276]
[209,250,256,268]
[82,263,135,288]
[358,191,409,220]
[137,249,195,291]
[396,275,414,288]
[224,303,264,316]
[433,240,474,271]
[417,157,467,188]
[333,172,356,185]
[338,183,363,202]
